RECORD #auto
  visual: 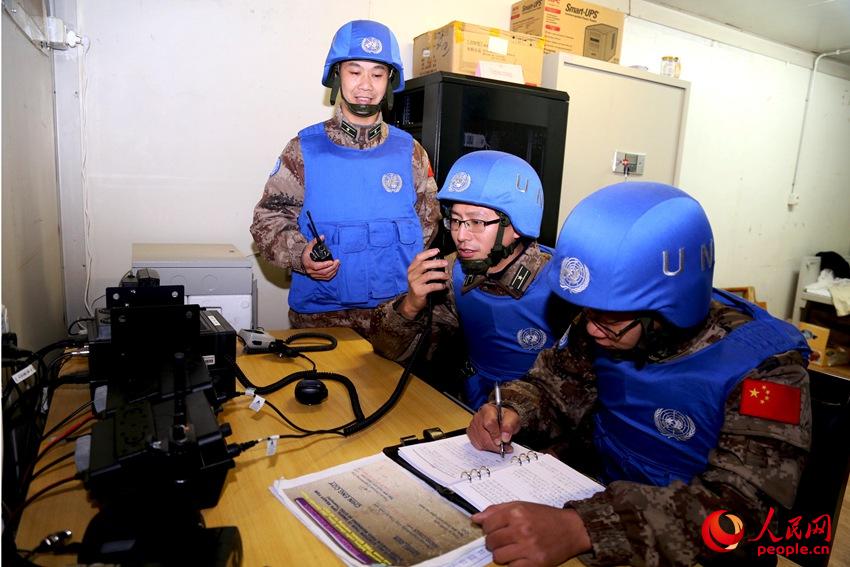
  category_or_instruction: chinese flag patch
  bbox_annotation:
[739,378,801,425]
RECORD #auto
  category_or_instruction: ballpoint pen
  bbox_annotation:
[494,382,505,459]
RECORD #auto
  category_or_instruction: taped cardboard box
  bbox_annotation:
[510,0,624,63]
[798,322,830,366]
[412,21,545,86]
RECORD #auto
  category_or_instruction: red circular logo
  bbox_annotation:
[701,510,745,552]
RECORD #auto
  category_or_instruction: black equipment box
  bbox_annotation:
[87,306,236,405]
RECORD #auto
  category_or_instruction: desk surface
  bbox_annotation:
[15,328,479,566]
[810,363,850,381]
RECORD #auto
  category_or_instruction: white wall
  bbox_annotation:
[2,12,66,349]
[63,0,849,330]
[71,0,521,330]
[618,16,850,315]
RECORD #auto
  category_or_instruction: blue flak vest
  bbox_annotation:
[454,249,558,409]
[592,289,810,487]
[290,123,424,314]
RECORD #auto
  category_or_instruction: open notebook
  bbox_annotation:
[272,430,605,566]
[388,430,604,513]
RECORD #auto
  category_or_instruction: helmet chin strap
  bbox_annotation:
[612,315,704,367]
[328,65,393,118]
[340,92,383,117]
[458,214,519,276]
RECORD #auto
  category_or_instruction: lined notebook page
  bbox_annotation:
[397,433,604,512]
[453,454,604,511]
[398,433,530,486]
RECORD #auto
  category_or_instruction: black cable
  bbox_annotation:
[21,414,93,491]
[233,352,319,395]
[40,400,93,441]
[46,353,76,394]
[3,377,25,404]
[30,452,75,481]
[229,356,366,425]
[341,302,433,436]
[11,474,81,523]
[229,311,434,439]
[67,318,92,336]
[251,394,348,436]
[2,338,85,402]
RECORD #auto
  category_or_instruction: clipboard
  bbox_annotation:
[383,427,605,515]
[382,428,479,514]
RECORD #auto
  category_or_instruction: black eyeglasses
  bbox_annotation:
[442,217,501,233]
[584,310,642,340]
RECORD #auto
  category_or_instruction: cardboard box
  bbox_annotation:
[510,0,625,63]
[798,322,830,366]
[412,21,545,86]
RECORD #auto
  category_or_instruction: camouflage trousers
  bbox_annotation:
[288,308,374,341]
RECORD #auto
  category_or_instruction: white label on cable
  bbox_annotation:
[203,355,215,366]
[487,36,509,55]
[245,387,255,397]
[13,364,36,384]
[94,385,108,414]
[249,395,266,412]
[208,315,221,327]
[266,435,279,456]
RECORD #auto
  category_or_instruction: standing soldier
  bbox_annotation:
[250,20,439,338]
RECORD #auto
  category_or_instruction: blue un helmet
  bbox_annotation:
[322,20,405,116]
[549,182,714,329]
[438,150,545,275]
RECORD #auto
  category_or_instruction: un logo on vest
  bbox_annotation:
[361,37,383,54]
[559,257,590,294]
[382,173,403,193]
[447,172,471,192]
[517,328,547,350]
[653,408,696,441]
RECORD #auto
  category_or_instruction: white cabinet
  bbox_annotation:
[542,52,690,232]
[791,254,850,325]
[131,243,257,331]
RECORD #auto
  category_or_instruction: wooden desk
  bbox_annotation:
[15,328,475,565]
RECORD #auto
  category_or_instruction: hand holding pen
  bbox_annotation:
[465,391,521,454]
[494,382,505,459]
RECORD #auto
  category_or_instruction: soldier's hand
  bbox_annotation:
[471,502,591,565]
[398,248,448,320]
[467,403,520,454]
[301,238,340,281]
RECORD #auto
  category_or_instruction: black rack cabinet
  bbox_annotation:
[386,72,569,247]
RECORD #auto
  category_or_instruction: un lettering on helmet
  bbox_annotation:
[436,150,544,239]
[549,182,714,328]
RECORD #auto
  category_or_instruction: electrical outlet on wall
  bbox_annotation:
[612,151,646,175]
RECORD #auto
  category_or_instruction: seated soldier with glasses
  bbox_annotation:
[371,150,571,409]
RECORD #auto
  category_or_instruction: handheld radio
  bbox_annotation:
[305,210,333,262]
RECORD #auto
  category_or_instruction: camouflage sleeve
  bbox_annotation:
[411,140,441,247]
[370,259,460,362]
[569,350,811,566]
[499,329,599,444]
[249,137,308,273]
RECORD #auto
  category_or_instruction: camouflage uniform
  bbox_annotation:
[371,243,573,396]
[250,107,440,338]
[371,242,555,356]
[499,301,811,566]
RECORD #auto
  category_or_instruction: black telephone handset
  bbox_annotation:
[426,251,447,307]
[306,210,333,262]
